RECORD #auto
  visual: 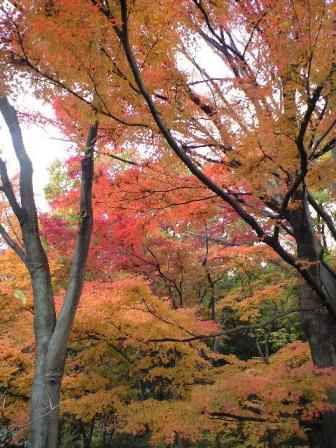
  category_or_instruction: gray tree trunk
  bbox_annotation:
[0,97,98,448]
[28,364,62,448]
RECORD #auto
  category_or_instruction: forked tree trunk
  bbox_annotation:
[0,97,98,448]
[27,120,98,447]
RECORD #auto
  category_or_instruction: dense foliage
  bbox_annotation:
[0,0,336,447]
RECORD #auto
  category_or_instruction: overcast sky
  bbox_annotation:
[0,39,225,211]
[0,96,69,210]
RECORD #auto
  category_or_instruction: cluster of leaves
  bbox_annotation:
[1,0,336,446]
[0,150,335,447]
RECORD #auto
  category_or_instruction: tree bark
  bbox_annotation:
[288,190,336,447]
[27,121,98,448]
[298,283,336,447]
[0,97,98,448]
[177,435,186,448]
[28,365,61,448]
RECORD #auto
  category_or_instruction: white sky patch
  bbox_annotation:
[0,30,230,214]
[0,29,252,212]
[0,96,69,210]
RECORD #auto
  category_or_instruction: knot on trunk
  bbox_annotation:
[44,372,62,384]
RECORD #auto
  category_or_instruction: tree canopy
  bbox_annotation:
[0,1,336,447]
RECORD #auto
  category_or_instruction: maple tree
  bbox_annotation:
[1,243,335,448]
[33,148,334,446]
[0,0,336,446]
[0,244,335,447]
[2,0,335,365]
[0,96,98,447]
[104,0,336,374]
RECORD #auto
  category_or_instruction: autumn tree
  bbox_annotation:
[107,0,336,362]
[111,1,336,440]
[0,142,333,447]
[39,135,333,446]
[108,1,336,438]
[2,247,335,447]
[43,156,249,316]
[0,95,98,447]
[3,0,335,363]
[1,0,336,444]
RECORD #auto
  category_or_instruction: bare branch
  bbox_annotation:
[311,119,336,154]
[98,149,138,165]
[0,97,56,338]
[308,191,336,241]
[0,96,36,224]
[146,305,323,343]
[0,158,24,222]
[0,224,26,262]
[46,121,99,370]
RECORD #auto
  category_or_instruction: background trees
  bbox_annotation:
[0,0,336,446]
[1,155,335,446]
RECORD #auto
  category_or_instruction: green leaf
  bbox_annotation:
[14,289,27,305]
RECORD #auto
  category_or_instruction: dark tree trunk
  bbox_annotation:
[299,296,336,446]
[178,436,185,448]
[79,420,95,448]
[206,271,216,320]
[288,190,336,447]
[297,285,336,368]
[288,190,336,367]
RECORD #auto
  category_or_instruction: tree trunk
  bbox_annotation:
[79,420,94,448]
[298,284,336,368]
[297,284,336,447]
[26,250,59,448]
[177,435,186,448]
[288,190,336,447]
[0,99,98,448]
[28,363,62,448]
